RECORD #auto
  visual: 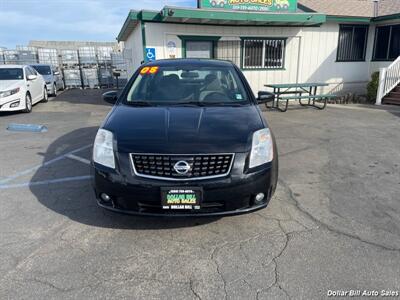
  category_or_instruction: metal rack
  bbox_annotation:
[60,50,79,66]
[78,47,97,65]
[1,44,129,89]
[81,67,100,89]
[38,48,59,67]
[63,69,82,89]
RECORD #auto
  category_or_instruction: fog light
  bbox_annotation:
[255,193,265,203]
[10,101,20,108]
[100,193,111,202]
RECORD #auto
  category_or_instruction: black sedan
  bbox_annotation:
[91,59,278,216]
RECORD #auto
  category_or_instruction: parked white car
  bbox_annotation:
[31,64,64,96]
[0,65,48,113]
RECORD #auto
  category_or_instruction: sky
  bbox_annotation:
[0,0,196,49]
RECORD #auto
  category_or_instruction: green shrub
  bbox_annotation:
[367,71,379,103]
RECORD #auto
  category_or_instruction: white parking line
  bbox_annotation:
[0,144,92,185]
[0,175,93,189]
[66,154,91,165]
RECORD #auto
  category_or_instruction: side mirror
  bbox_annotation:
[102,91,118,105]
[27,74,37,81]
[54,71,60,75]
[257,91,275,104]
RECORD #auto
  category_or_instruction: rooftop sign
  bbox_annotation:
[198,0,297,12]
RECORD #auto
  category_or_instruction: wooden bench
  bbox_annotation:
[276,94,336,112]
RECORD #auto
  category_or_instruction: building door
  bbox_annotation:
[185,41,214,58]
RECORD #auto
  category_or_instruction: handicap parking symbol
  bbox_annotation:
[145,47,156,62]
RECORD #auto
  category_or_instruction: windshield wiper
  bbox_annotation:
[127,101,155,107]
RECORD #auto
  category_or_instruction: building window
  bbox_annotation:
[178,36,221,59]
[242,38,286,69]
[217,40,241,66]
[337,25,368,62]
[373,25,400,61]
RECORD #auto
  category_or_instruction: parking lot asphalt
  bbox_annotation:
[0,90,399,300]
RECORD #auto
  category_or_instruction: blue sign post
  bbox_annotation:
[145,47,156,62]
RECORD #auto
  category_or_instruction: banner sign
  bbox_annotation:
[198,0,297,12]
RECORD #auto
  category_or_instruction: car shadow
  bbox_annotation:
[0,111,25,117]
[29,126,219,229]
[52,88,117,106]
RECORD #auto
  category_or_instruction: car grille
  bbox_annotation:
[130,153,234,180]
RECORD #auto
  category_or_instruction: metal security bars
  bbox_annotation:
[242,38,286,69]
[216,40,241,66]
[373,24,400,61]
[337,25,368,62]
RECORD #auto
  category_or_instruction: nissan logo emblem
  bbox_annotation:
[173,160,191,174]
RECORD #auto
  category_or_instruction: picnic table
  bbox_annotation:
[264,82,334,112]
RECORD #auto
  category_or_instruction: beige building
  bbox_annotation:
[117,0,400,104]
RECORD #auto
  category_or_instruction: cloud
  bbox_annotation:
[0,0,196,48]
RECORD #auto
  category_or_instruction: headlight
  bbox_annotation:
[249,128,273,168]
[0,87,20,98]
[93,129,115,169]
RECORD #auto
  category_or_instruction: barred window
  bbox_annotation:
[242,38,285,69]
[337,25,368,62]
[373,25,400,61]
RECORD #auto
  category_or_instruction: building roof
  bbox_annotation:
[299,0,400,18]
[117,2,400,42]
[117,7,326,41]
[377,0,400,17]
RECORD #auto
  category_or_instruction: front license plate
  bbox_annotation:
[161,187,202,210]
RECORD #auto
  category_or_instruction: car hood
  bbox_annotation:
[0,80,22,91]
[41,75,53,82]
[104,104,265,153]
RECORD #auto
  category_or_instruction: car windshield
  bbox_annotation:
[126,65,250,106]
[0,68,24,80]
[31,65,52,75]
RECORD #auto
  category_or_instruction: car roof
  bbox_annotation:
[30,64,51,67]
[0,64,26,68]
[143,59,235,68]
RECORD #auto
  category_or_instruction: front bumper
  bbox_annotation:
[0,94,23,111]
[46,83,55,94]
[91,153,277,217]
[91,155,277,217]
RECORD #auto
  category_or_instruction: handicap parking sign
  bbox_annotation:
[145,47,156,62]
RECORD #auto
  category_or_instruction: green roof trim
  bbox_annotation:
[117,10,140,41]
[326,15,371,23]
[372,13,400,23]
[117,6,326,41]
[161,7,326,25]
[116,6,400,41]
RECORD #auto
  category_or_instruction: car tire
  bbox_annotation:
[42,87,48,103]
[23,93,32,113]
[52,83,57,97]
